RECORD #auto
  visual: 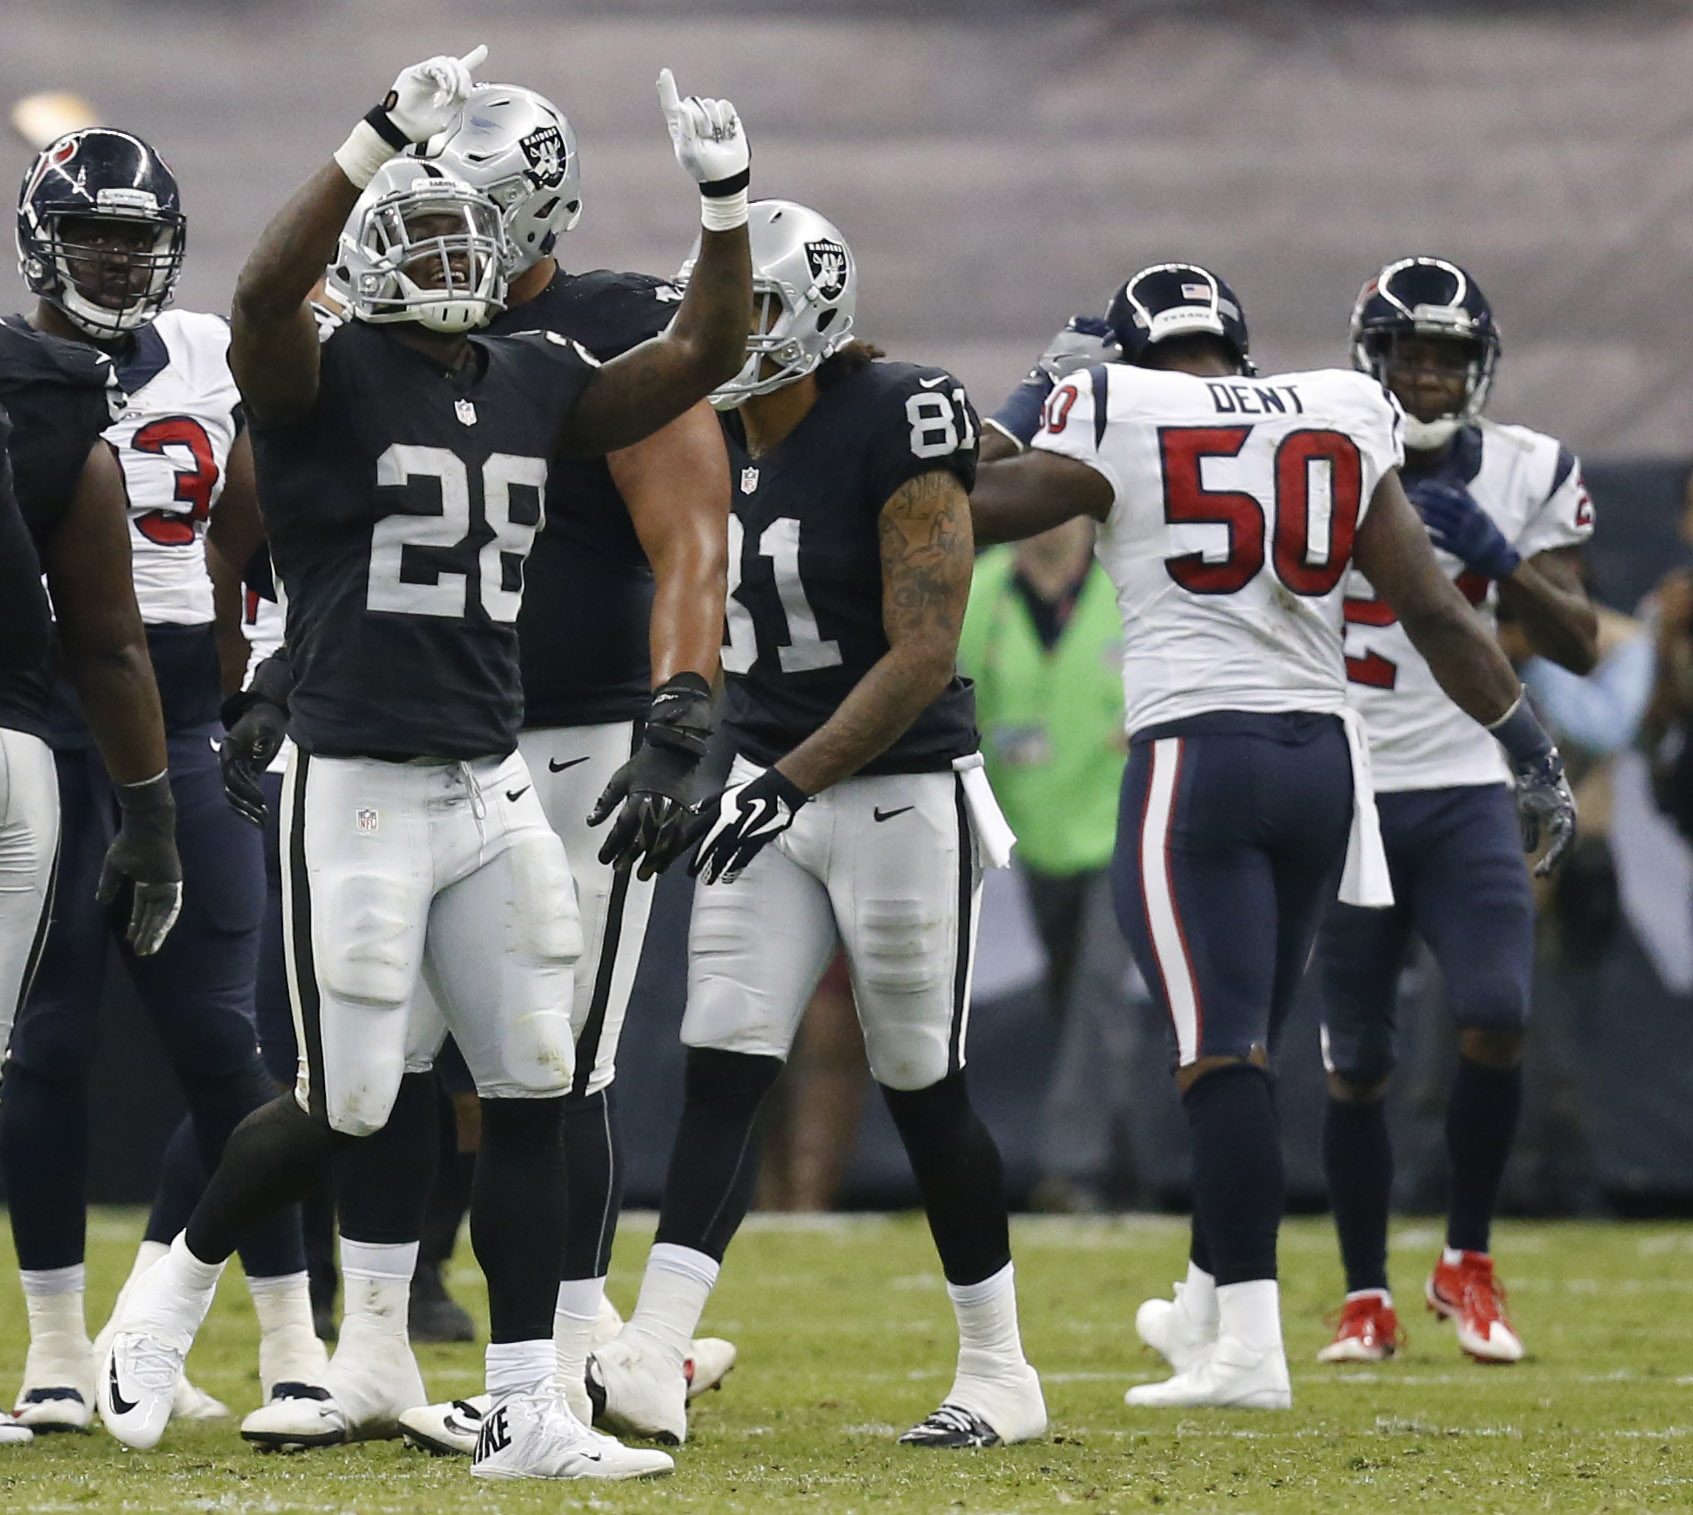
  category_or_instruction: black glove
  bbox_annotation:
[97,772,183,956]
[987,316,1121,450]
[687,764,810,885]
[1405,478,1522,582]
[588,673,714,880]
[219,652,293,826]
[1489,694,1577,876]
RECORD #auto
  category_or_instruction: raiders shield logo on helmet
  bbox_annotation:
[804,239,848,299]
[520,124,567,189]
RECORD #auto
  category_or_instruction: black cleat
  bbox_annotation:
[898,1402,1003,1448]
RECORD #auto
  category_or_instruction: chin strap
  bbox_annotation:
[1401,413,1462,450]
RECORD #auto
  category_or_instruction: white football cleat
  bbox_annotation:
[586,1337,688,1445]
[685,1336,737,1401]
[0,1411,32,1446]
[172,1377,231,1420]
[400,1394,491,1457]
[900,1364,1047,1447]
[99,1326,190,1450]
[14,1333,95,1432]
[470,1390,673,1481]
[240,1323,425,1450]
[1125,1335,1291,1410]
[1426,1252,1525,1364]
[1134,1283,1217,1374]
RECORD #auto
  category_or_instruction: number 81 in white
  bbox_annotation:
[905,387,976,460]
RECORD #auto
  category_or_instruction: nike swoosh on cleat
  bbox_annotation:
[506,787,531,802]
[107,1361,138,1417]
[873,805,914,822]
[549,756,590,772]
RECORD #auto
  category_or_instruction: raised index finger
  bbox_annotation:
[457,43,489,74]
[656,67,682,115]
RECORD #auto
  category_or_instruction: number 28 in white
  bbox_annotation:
[366,444,547,623]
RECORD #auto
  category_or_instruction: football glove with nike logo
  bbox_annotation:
[687,765,809,885]
[589,672,714,879]
[218,652,292,826]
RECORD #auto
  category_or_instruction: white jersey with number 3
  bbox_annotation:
[1341,420,1594,792]
[106,309,243,626]
[1031,364,1404,735]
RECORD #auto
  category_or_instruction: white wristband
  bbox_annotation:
[332,119,400,190]
[700,188,748,232]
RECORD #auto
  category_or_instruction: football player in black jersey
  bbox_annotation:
[244,80,737,1455]
[588,201,1047,1452]
[98,47,752,1482]
[0,322,182,1444]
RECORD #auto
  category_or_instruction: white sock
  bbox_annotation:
[1442,1245,1475,1266]
[486,1339,555,1400]
[249,1272,326,1393]
[1177,1259,1219,1333]
[20,1266,89,1360]
[626,1244,718,1370]
[248,1271,317,1339]
[948,1262,1027,1380]
[1345,1287,1393,1308]
[121,1233,224,1341]
[553,1277,604,1394]
[339,1239,417,1338]
[126,1241,169,1286]
[1216,1278,1283,1355]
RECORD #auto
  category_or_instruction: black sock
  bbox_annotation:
[420,1080,473,1266]
[561,1085,624,1281]
[1190,1221,1212,1276]
[335,1071,438,1246]
[1185,1064,1281,1287]
[1445,1057,1522,1255]
[0,1065,90,1270]
[882,1071,1011,1287]
[144,1116,207,1245]
[184,1095,347,1264]
[653,1048,783,1262]
[1324,1097,1393,1293]
[472,1097,569,1343]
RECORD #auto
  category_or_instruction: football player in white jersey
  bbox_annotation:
[970,263,1575,1410]
[1312,258,1596,1366]
[3,127,323,1432]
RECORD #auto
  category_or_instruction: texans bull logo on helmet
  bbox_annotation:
[805,238,849,299]
[519,124,567,189]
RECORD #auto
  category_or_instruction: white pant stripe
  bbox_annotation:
[1140,737,1201,1065]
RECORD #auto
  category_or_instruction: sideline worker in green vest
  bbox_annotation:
[959,517,1152,1210]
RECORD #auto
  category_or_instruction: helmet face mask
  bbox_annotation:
[1351,256,1500,448]
[18,129,186,338]
[1105,262,1253,376]
[677,200,856,409]
[334,162,509,334]
[421,84,581,274]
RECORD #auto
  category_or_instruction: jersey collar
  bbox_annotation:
[112,322,170,395]
[1402,422,1483,488]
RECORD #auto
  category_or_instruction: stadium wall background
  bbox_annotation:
[4,0,1693,1212]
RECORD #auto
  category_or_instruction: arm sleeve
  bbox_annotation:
[1516,445,1595,559]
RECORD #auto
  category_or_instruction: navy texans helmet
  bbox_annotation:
[18,128,187,337]
[1105,262,1253,376]
[1350,255,1500,448]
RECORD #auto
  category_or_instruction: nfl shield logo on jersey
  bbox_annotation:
[740,466,760,494]
[356,806,379,835]
[455,398,477,426]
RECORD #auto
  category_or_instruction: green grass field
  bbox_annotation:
[1,1209,1690,1513]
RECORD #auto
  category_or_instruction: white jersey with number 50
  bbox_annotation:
[106,309,243,626]
[1342,421,1593,792]
[1031,364,1404,735]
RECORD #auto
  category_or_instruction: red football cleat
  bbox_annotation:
[1426,1251,1524,1363]
[1316,1291,1404,1364]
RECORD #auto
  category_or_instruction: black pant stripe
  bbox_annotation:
[286,752,327,1123]
[570,719,642,1099]
[947,777,973,1076]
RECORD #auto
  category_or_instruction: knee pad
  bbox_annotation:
[492,1008,577,1096]
[1320,1020,1397,1089]
[319,874,418,1010]
[854,896,946,998]
[506,836,583,968]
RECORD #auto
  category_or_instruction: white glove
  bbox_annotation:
[334,44,487,188]
[383,45,487,143]
[657,67,749,229]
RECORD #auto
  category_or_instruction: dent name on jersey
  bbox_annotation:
[1204,380,1306,416]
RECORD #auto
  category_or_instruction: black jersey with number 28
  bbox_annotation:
[252,320,596,760]
[720,358,980,775]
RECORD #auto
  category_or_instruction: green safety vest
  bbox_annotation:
[957,547,1125,876]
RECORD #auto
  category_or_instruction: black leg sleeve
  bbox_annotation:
[472,1096,569,1344]
[561,1085,625,1281]
[334,1070,439,1246]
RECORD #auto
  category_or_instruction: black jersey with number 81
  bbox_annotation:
[719,359,980,775]
[254,321,596,760]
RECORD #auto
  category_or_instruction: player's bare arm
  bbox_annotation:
[969,451,1112,547]
[1354,470,1522,727]
[775,468,973,795]
[611,401,731,686]
[44,441,167,785]
[1497,545,1598,674]
[204,428,266,694]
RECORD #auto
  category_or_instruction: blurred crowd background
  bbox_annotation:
[6,0,1693,1215]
